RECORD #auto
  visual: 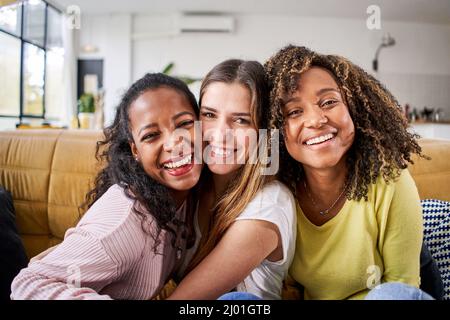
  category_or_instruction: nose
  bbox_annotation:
[303,107,328,128]
[206,119,233,145]
[163,130,188,155]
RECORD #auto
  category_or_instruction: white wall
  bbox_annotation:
[78,13,450,125]
[78,13,132,125]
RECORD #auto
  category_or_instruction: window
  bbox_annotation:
[0,32,21,116]
[45,5,64,120]
[0,1,21,36]
[23,0,46,47]
[0,0,63,127]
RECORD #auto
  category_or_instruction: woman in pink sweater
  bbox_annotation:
[11,73,203,300]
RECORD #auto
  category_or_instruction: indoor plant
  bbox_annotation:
[77,93,95,129]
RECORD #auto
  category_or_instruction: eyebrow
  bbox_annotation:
[201,106,251,117]
[172,111,195,121]
[284,97,300,106]
[316,87,340,96]
[138,123,157,136]
[201,106,217,113]
[284,87,341,106]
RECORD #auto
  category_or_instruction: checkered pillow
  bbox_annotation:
[422,199,450,300]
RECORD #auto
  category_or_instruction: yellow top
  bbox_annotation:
[289,170,423,300]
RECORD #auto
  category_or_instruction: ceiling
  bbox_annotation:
[51,0,450,24]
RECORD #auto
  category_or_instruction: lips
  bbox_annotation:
[160,154,195,177]
[209,145,237,158]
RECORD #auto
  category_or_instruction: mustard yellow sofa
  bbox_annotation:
[0,129,103,258]
[1,129,450,260]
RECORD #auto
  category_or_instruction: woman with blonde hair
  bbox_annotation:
[168,59,296,300]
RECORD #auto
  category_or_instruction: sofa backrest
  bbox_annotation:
[409,138,450,202]
[1,130,450,258]
[0,129,103,258]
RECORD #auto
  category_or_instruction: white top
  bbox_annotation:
[235,180,297,299]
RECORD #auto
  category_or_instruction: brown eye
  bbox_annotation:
[141,132,159,142]
[235,117,250,125]
[177,120,194,128]
[201,112,215,118]
[287,109,302,118]
[321,100,338,108]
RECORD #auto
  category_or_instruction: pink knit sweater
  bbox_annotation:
[11,184,191,300]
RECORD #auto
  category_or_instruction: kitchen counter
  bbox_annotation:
[410,120,450,124]
[409,122,450,140]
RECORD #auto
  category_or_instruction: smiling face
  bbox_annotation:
[129,87,202,191]
[200,82,257,176]
[282,67,355,171]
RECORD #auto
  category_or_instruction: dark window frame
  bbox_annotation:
[0,0,62,124]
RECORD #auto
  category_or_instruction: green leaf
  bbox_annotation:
[178,76,202,85]
[161,62,201,85]
[78,93,95,113]
[162,62,175,75]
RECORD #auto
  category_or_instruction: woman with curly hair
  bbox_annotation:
[11,73,203,299]
[264,45,432,300]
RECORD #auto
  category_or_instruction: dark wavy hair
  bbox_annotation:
[264,45,427,201]
[82,73,199,252]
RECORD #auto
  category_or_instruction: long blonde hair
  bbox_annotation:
[187,59,274,271]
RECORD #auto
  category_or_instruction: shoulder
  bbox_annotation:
[62,184,164,269]
[76,184,148,242]
[252,180,296,208]
[374,169,416,190]
[392,169,417,192]
[371,169,422,225]
[389,169,421,209]
[87,184,134,212]
[237,180,296,222]
[370,169,419,202]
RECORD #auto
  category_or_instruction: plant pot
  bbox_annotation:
[78,112,95,129]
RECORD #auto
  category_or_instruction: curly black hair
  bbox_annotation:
[264,45,427,201]
[82,73,199,252]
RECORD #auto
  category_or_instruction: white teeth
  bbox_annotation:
[305,133,334,146]
[163,154,192,169]
[211,146,233,156]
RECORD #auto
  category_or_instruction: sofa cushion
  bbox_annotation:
[0,129,103,258]
[48,130,103,240]
[410,139,450,201]
[422,199,450,300]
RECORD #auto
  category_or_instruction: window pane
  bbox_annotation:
[45,48,64,120]
[0,2,22,36]
[46,6,62,49]
[23,0,46,47]
[23,42,44,116]
[45,8,64,120]
[0,32,20,116]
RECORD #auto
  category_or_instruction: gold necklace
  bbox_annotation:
[303,179,348,216]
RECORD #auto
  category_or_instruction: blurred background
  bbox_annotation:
[1,0,450,138]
